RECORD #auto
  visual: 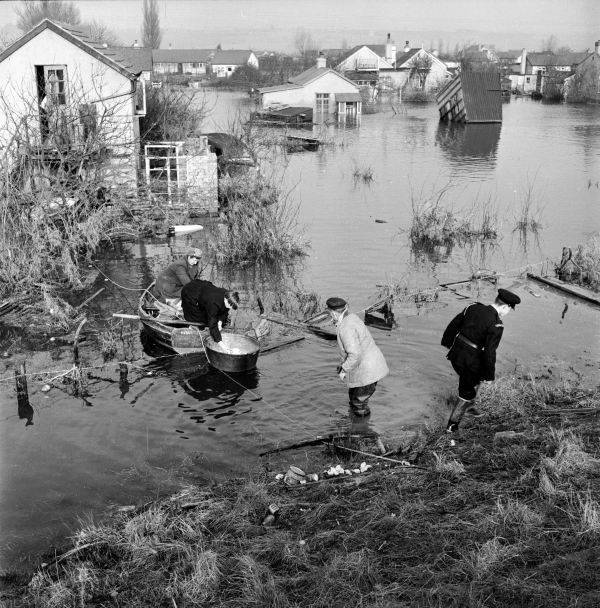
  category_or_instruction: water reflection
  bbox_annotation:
[435,122,501,169]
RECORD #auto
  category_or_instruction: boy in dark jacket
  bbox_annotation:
[441,288,520,433]
[156,248,202,307]
[181,279,239,343]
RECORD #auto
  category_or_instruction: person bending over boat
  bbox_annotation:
[155,248,202,309]
[181,279,240,344]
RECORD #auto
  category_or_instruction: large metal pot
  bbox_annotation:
[204,332,260,372]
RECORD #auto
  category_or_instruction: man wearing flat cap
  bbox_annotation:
[326,297,389,417]
[441,288,520,432]
[155,248,203,309]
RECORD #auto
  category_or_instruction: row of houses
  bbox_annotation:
[499,44,600,98]
[258,34,453,117]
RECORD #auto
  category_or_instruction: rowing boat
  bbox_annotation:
[138,283,207,354]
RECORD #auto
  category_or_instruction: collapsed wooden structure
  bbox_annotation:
[436,71,503,123]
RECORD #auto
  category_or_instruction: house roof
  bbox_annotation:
[110,46,153,72]
[344,70,378,81]
[210,50,254,65]
[527,51,588,67]
[152,48,213,63]
[395,48,420,67]
[336,44,386,66]
[259,65,358,94]
[497,50,522,60]
[0,19,138,79]
[460,71,502,122]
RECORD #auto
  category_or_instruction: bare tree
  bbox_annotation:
[142,0,162,50]
[541,34,559,53]
[294,28,318,69]
[15,0,80,32]
[86,19,121,46]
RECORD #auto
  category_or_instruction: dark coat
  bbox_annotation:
[181,279,230,342]
[156,258,200,299]
[441,303,504,381]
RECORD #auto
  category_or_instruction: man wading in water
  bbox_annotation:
[326,297,389,417]
[441,288,521,433]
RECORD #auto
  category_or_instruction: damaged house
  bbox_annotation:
[0,19,147,195]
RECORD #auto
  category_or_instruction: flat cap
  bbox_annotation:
[188,248,202,258]
[326,297,347,310]
[497,288,521,309]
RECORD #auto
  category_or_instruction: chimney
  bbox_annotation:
[520,48,527,75]
[404,40,410,53]
[596,40,600,55]
[316,52,326,69]
[385,32,396,64]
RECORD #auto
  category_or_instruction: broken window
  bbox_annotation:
[36,65,69,144]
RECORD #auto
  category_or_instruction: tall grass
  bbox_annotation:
[408,183,498,254]
[209,173,308,265]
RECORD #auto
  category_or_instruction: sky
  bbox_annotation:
[1,0,598,52]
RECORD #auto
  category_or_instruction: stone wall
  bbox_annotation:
[183,137,218,214]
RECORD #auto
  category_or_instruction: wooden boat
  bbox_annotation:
[139,285,308,357]
[139,283,208,354]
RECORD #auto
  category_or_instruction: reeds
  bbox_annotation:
[209,173,308,265]
[408,183,498,255]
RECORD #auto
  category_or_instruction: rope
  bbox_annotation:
[195,331,321,436]
[92,264,147,292]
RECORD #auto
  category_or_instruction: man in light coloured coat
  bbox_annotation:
[326,297,389,417]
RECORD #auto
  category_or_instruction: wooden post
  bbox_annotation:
[119,362,129,398]
[15,361,33,425]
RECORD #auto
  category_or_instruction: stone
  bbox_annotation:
[493,431,526,445]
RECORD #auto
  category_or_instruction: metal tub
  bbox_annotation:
[204,332,260,372]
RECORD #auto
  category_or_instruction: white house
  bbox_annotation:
[335,36,396,72]
[210,50,259,78]
[0,19,146,189]
[259,55,362,118]
[380,43,452,92]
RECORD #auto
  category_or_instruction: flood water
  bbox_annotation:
[1,95,599,570]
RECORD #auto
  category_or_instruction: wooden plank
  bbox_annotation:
[527,273,600,306]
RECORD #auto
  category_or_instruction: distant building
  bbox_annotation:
[152,49,213,75]
[381,42,452,92]
[564,40,600,103]
[335,36,396,72]
[210,50,259,78]
[259,55,361,119]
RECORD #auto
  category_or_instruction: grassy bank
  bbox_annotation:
[3,369,600,607]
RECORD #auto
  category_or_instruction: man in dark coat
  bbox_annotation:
[155,248,202,306]
[181,279,239,343]
[441,288,521,433]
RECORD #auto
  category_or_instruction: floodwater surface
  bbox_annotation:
[1,95,599,570]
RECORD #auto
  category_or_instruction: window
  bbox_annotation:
[44,66,67,105]
[526,77,531,83]
[192,62,199,68]
[315,93,330,113]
